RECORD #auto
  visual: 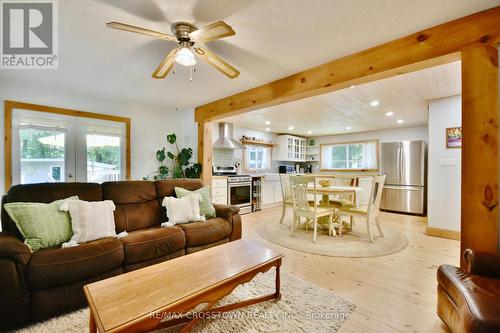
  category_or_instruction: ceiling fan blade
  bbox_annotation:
[195,47,240,79]
[106,22,177,42]
[189,21,235,43]
[152,48,179,79]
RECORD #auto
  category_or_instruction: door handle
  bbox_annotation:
[68,173,74,178]
[384,185,421,191]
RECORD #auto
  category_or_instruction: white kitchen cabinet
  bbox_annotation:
[262,181,275,206]
[274,182,283,202]
[273,135,307,162]
[262,176,283,207]
[211,177,228,205]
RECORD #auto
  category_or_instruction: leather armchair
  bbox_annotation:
[463,249,500,278]
[437,249,500,333]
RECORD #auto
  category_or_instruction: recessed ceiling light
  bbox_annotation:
[265,127,270,131]
[265,121,271,125]
[370,100,380,107]
[288,126,294,130]
[346,126,352,130]
[350,85,356,88]
[307,130,312,135]
[397,119,404,124]
[385,111,394,117]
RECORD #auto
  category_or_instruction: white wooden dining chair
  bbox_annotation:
[337,175,386,243]
[279,174,292,224]
[289,176,336,243]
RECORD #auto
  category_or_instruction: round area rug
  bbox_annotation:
[17,271,355,333]
[257,218,408,258]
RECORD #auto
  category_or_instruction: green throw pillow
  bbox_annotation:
[175,186,216,218]
[4,197,77,252]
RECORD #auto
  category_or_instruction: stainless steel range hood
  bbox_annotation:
[213,122,244,149]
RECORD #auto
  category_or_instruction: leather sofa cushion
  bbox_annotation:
[27,237,123,291]
[120,227,185,265]
[438,264,500,332]
[179,218,231,247]
[1,183,102,237]
[155,179,203,198]
[102,181,161,232]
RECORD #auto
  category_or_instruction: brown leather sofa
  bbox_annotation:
[437,249,500,333]
[0,179,241,330]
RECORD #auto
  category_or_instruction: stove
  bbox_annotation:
[227,174,252,215]
[227,175,252,183]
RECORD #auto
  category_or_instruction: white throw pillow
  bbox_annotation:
[162,193,204,225]
[60,200,117,243]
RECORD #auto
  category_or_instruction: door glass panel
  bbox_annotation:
[19,128,65,184]
[86,134,121,183]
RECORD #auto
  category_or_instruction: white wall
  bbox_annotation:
[179,108,198,163]
[0,80,183,193]
[427,95,461,231]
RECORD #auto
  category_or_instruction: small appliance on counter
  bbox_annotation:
[212,165,237,176]
[278,165,296,174]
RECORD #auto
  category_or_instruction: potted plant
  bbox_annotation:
[144,133,202,179]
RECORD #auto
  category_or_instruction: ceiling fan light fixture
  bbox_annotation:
[175,47,197,67]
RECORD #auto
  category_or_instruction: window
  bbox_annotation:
[320,140,378,171]
[246,146,271,171]
[9,105,129,187]
[86,134,122,182]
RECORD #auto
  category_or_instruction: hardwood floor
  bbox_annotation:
[241,207,459,333]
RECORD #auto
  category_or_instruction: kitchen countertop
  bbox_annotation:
[212,173,363,180]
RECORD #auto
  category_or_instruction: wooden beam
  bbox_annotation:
[461,46,499,265]
[195,6,500,122]
[198,121,212,186]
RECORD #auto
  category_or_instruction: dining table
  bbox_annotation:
[307,185,364,207]
[307,185,364,232]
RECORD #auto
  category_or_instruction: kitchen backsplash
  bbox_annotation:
[213,149,242,167]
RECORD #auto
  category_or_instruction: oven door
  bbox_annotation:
[228,182,252,213]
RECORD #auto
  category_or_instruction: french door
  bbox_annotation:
[11,109,126,185]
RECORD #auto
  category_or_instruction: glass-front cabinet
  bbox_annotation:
[273,135,307,162]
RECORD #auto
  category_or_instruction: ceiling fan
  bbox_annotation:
[106,20,240,80]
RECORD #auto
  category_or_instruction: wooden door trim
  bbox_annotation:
[4,100,131,191]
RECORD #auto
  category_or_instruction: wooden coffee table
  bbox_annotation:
[84,240,284,333]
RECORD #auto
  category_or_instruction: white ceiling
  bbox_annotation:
[221,61,461,136]
[1,0,498,111]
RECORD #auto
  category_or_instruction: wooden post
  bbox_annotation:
[198,121,213,186]
[461,46,499,266]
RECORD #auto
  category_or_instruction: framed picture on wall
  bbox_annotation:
[446,127,462,148]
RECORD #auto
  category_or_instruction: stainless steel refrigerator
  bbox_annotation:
[380,140,427,215]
